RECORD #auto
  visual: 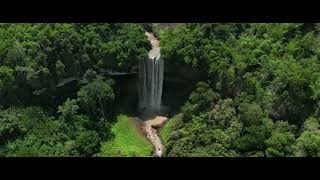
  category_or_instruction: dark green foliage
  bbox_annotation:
[77,77,115,118]
[233,119,272,154]
[74,130,101,157]
[0,107,73,156]
[0,23,149,108]
[238,103,264,127]
[3,23,320,157]
[181,82,218,123]
[0,104,111,156]
[161,23,320,157]
[140,23,153,32]
[0,23,148,157]
[0,66,14,91]
[6,134,73,157]
[166,98,242,157]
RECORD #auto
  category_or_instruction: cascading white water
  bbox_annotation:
[138,32,164,115]
[139,58,164,113]
[137,31,167,157]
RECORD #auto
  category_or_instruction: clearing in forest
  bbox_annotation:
[97,115,153,157]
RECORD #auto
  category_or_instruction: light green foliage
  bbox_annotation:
[55,60,65,76]
[294,117,320,157]
[6,134,73,157]
[58,98,79,120]
[77,78,115,118]
[302,117,320,132]
[0,66,14,90]
[97,115,153,157]
[295,131,320,157]
[0,108,27,145]
[161,113,183,146]
[273,120,297,134]
[265,132,296,157]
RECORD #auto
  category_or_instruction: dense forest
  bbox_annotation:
[160,23,320,157]
[1,23,320,157]
[0,23,151,156]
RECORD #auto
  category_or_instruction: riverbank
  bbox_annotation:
[135,116,168,157]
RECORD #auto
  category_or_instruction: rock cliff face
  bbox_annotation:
[110,59,205,117]
[162,60,206,116]
[112,74,139,116]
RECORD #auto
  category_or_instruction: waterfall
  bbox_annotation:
[138,58,164,114]
[138,32,164,115]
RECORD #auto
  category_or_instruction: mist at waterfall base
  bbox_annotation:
[138,58,167,119]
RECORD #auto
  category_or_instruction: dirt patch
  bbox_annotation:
[133,116,168,157]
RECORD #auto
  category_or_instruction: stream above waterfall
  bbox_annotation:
[136,32,167,157]
[138,32,164,116]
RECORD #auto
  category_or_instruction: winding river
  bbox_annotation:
[137,32,168,157]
